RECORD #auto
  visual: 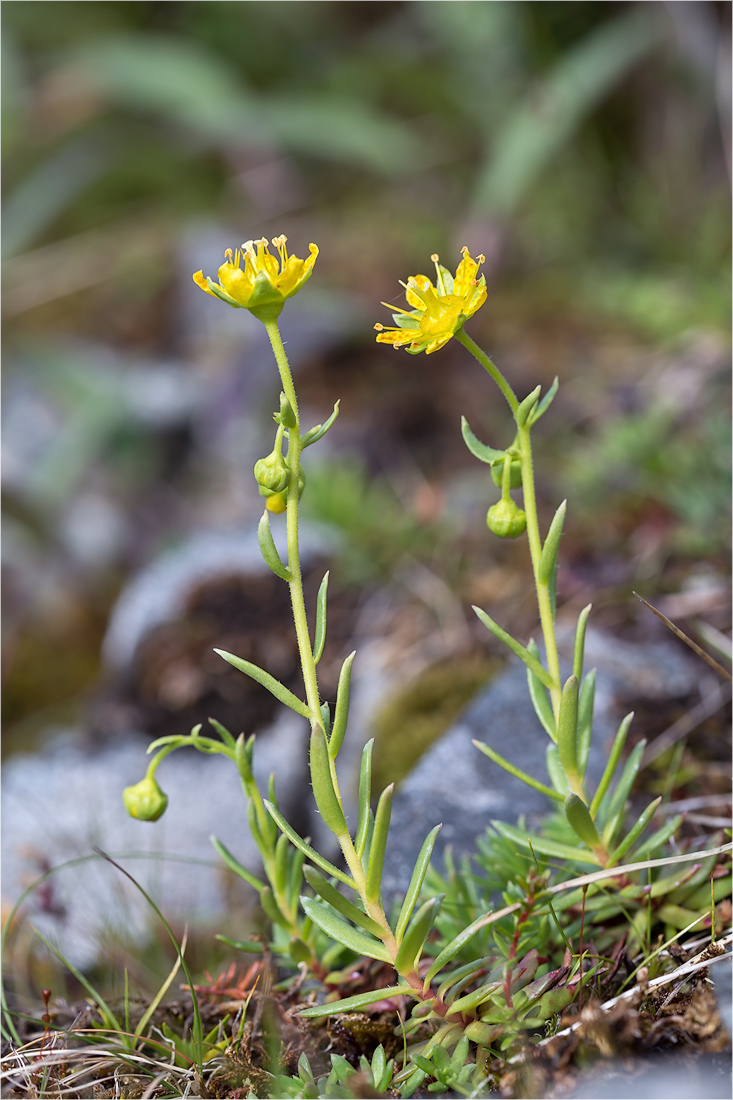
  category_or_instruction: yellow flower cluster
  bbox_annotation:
[194,235,318,322]
[374,248,486,355]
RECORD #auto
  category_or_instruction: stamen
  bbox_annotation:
[224,248,233,262]
[477,254,486,265]
[431,254,439,263]
[374,323,384,331]
[460,245,469,255]
[242,240,254,252]
[432,255,446,297]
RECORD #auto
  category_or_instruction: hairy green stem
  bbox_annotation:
[517,420,563,720]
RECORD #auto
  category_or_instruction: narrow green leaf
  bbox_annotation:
[273,831,291,900]
[631,815,683,861]
[286,843,306,914]
[366,785,394,905]
[210,836,265,892]
[299,984,410,1018]
[313,571,329,665]
[460,416,506,465]
[529,377,559,424]
[491,821,601,866]
[572,603,592,683]
[436,957,497,1003]
[355,739,373,860]
[303,866,383,938]
[556,674,579,782]
[300,897,391,962]
[206,717,237,750]
[301,400,340,448]
[607,797,662,865]
[424,911,502,986]
[234,732,254,788]
[215,934,262,954]
[515,385,542,427]
[590,711,633,818]
[473,741,563,802]
[601,739,647,842]
[526,640,556,740]
[395,825,442,943]
[260,886,291,930]
[564,794,604,854]
[472,607,554,688]
[538,500,567,585]
[394,896,442,975]
[215,649,310,718]
[264,800,355,887]
[442,979,502,1017]
[329,650,356,759]
[546,745,570,796]
[257,510,291,581]
[576,669,596,780]
[320,701,331,735]
[309,724,348,836]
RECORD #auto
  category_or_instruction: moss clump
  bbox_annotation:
[371,654,502,792]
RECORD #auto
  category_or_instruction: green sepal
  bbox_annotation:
[257,510,291,581]
[299,984,410,1018]
[473,741,563,802]
[576,669,596,780]
[607,796,662,865]
[300,897,391,962]
[564,794,604,855]
[526,639,556,740]
[301,401,341,448]
[264,800,355,887]
[210,836,265,893]
[246,270,286,323]
[329,651,355,759]
[203,277,242,308]
[395,825,442,943]
[529,377,559,425]
[460,416,506,465]
[313,571,329,665]
[556,674,580,784]
[259,885,291,930]
[538,500,567,586]
[515,385,542,427]
[302,866,383,938]
[215,649,310,718]
[473,606,554,688]
[590,711,633,818]
[394,896,443,975]
[365,784,394,906]
[572,603,592,683]
[309,724,348,836]
[355,740,373,860]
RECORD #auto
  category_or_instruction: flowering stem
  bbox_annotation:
[517,420,563,720]
[263,320,320,726]
[456,329,519,417]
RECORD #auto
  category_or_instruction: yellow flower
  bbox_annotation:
[193,235,318,323]
[374,247,486,355]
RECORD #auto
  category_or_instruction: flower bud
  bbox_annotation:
[260,468,305,514]
[254,450,291,493]
[486,498,527,538]
[123,776,168,821]
[491,456,522,490]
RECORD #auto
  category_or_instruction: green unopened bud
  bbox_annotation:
[491,456,522,489]
[276,393,297,428]
[487,498,526,538]
[254,450,291,493]
[123,776,168,821]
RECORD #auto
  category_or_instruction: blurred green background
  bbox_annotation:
[3,0,731,754]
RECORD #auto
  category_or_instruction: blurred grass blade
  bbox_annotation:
[473,8,660,216]
[633,592,732,682]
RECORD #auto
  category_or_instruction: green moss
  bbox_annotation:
[371,655,502,794]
